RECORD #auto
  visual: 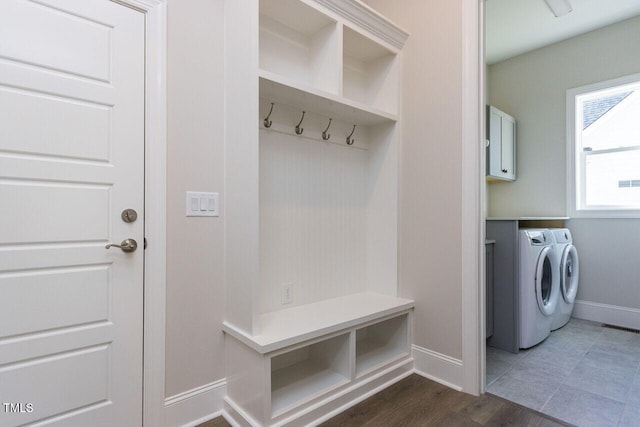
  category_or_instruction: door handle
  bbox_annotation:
[105,238,138,253]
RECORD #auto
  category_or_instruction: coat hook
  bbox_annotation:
[263,102,274,128]
[322,118,332,141]
[346,124,356,145]
[295,111,306,135]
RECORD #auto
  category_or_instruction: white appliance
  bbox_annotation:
[519,229,559,348]
[550,229,579,330]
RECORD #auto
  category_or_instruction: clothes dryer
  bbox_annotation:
[550,229,579,330]
[519,229,559,349]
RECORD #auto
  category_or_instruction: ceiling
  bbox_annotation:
[486,0,640,64]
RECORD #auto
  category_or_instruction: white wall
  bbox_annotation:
[488,16,640,315]
[166,0,226,398]
[365,0,464,360]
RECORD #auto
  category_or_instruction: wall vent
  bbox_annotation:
[602,324,640,334]
[617,180,640,188]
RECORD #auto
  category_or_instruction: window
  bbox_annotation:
[567,73,640,217]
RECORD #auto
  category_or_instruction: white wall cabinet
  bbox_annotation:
[223,1,412,425]
[487,105,516,181]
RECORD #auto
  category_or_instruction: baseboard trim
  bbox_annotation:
[573,300,640,330]
[165,379,227,427]
[412,345,463,391]
[223,397,256,427]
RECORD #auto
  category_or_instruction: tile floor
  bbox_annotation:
[486,318,640,427]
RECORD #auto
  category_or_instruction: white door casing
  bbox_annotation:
[0,0,145,425]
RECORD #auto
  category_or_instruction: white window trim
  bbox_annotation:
[566,72,640,219]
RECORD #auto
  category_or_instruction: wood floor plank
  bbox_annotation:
[430,411,484,427]
[195,417,231,427]
[320,393,397,426]
[455,393,508,424]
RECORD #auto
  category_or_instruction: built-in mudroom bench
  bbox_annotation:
[223,1,412,425]
[223,294,413,425]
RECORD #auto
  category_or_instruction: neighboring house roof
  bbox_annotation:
[583,92,631,129]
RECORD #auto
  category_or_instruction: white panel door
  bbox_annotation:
[0,1,145,426]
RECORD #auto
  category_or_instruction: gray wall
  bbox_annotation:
[569,219,640,309]
[166,0,226,397]
[488,16,640,310]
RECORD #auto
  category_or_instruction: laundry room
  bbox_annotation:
[484,1,640,425]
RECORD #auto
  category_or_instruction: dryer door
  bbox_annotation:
[561,245,579,304]
[535,246,558,316]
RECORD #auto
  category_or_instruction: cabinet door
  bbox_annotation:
[500,113,516,180]
[487,106,516,181]
[488,107,503,177]
[486,243,494,338]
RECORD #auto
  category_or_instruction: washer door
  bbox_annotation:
[561,245,579,304]
[535,246,558,316]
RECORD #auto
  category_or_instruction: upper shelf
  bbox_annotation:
[223,292,414,354]
[343,26,399,114]
[260,0,340,95]
[259,0,404,118]
[260,70,398,126]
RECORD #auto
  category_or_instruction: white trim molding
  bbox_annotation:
[165,380,227,427]
[573,300,640,330]
[114,1,168,426]
[566,72,640,219]
[460,0,484,396]
[314,0,409,49]
[412,345,464,391]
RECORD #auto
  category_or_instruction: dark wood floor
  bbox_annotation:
[198,374,570,426]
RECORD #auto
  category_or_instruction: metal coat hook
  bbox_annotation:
[322,118,332,140]
[346,124,356,145]
[295,111,306,135]
[263,102,274,128]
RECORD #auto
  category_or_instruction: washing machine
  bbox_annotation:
[550,229,579,330]
[519,229,559,349]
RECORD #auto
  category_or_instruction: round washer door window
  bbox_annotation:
[535,246,557,316]
[562,245,579,303]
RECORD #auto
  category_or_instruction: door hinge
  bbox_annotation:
[144,237,148,249]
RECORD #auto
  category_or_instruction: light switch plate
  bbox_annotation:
[186,192,219,217]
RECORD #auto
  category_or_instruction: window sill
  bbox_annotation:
[569,209,640,219]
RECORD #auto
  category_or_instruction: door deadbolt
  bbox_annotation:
[121,209,138,223]
[105,238,138,253]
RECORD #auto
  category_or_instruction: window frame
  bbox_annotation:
[567,72,640,218]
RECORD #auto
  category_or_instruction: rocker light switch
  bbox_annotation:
[186,192,219,217]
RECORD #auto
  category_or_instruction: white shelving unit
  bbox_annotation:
[223,1,411,425]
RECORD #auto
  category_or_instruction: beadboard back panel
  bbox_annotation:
[259,127,369,313]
